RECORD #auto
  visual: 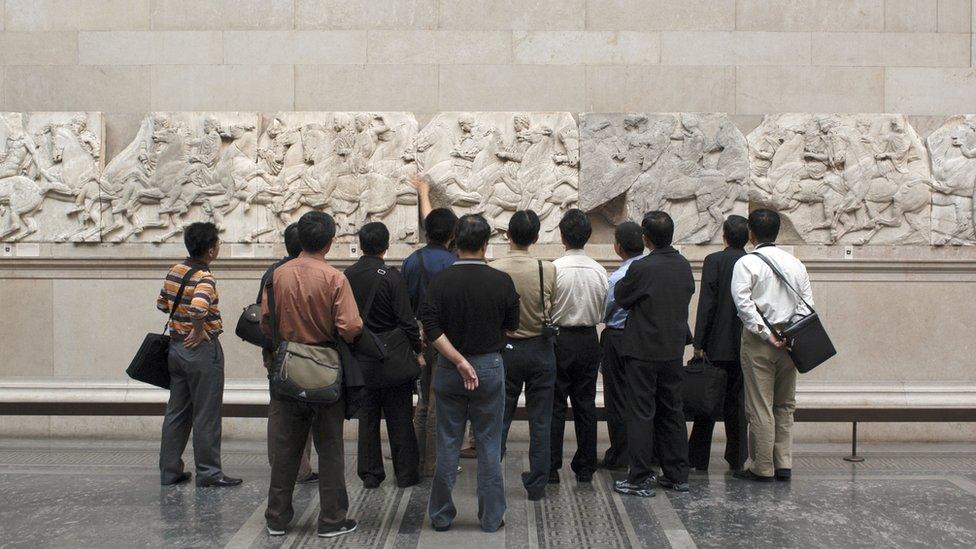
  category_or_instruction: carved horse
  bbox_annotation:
[0,175,46,242]
[36,126,104,242]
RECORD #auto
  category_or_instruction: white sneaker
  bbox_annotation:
[266,525,285,536]
[318,519,357,538]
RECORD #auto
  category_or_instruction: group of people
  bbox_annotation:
[154,177,813,538]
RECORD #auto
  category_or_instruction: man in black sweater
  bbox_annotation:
[345,222,423,489]
[421,214,519,533]
[689,215,749,472]
[613,211,695,498]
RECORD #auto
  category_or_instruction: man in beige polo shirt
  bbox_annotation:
[492,210,558,500]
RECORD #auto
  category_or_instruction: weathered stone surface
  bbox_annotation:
[580,112,748,244]
[927,115,976,245]
[0,112,104,242]
[748,113,933,245]
[98,112,262,244]
[412,112,579,240]
[246,112,420,243]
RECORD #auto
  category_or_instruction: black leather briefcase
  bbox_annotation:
[682,357,728,421]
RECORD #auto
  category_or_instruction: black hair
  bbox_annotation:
[425,208,459,245]
[748,209,781,243]
[507,210,541,247]
[723,215,749,249]
[297,211,336,252]
[183,222,220,259]
[558,209,592,249]
[283,222,302,258]
[454,214,491,252]
[642,211,674,249]
[358,221,390,256]
[614,221,644,257]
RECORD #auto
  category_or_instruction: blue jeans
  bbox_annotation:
[428,352,506,533]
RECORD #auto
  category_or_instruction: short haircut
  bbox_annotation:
[425,208,459,245]
[642,211,674,249]
[454,214,491,252]
[358,221,390,256]
[748,208,781,243]
[297,211,336,252]
[283,222,302,258]
[558,209,592,249]
[723,215,749,249]
[183,222,219,259]
[614,221,645,257]
[507,210,541,247]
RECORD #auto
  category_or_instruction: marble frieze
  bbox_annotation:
[928,115,976,246]
[580,112,749,244]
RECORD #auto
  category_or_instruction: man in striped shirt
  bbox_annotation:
[156,222,241,488]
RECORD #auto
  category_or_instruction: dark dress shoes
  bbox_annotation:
[162,472,192,486]
[732,469,774,483]
[197,474,243,487]
[547,470,560,484]
[775,468,792,481]
[576,472,594,483]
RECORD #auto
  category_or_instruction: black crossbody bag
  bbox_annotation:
[235,281,270,349]
[353,267,421,389]
[126,267,202,389]
[752,251,836,373]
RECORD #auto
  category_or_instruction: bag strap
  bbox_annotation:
[751,250,815,313]
[362,267,387,324]
[537,259,550,324]
[164,266,203,334]
[266,274,279,349]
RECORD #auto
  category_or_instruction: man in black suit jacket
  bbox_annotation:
[689,216,749,472]
[612,211,695,498]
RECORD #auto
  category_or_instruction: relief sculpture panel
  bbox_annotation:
[748,114,933,245]
[580,113,749,244]
[411,112,579,240]
[100,112,263,243]
[0,112,104,243]
[928,115,976,246]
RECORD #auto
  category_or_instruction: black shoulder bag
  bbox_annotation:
[538,260,559,339]
[235,275,271,349]
[752,251,836,373]
[354,267,421,389]
[126,267,202,389]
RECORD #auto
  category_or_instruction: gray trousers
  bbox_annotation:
[428,353,506,533]
[159,337,225,485]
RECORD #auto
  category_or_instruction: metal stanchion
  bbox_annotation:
[843,421,865,463]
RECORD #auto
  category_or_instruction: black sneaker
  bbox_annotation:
[775,468,792,481]
[733,469,774,483]
[318,519,357,538]
[614,478,655,497]
[362,477,381,489]
[432,522,451,532]
[576,472,593,483]
[657,477,690,493]
[266,525,285,536]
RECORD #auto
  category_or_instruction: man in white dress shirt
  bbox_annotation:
[730,209,813,482]
[549,209,609,484]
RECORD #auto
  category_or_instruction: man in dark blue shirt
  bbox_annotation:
[401,181,459,476]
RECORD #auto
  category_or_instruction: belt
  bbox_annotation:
[170,332,221,342]
[603,327,624,332]
[557,325,596,332]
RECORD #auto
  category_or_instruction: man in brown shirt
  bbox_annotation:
[260,211,363,540]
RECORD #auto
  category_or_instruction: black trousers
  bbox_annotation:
[357,381,420,487]
[265,396,347,531]
[501,336,556,497]
[550,326,601,476]
[625,358,689,484]
[600,329,629,467]
[688,360,748,471]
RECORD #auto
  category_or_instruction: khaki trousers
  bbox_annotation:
[741,329,797,477]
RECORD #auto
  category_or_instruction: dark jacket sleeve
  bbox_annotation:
[693,254,719,350]
[614,261,643,310]
[391,271,423,353]
[502,276,520,332]
[420,278,444,342]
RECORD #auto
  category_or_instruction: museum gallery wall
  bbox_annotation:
[2,110,974,247]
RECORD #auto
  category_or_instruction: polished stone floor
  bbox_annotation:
[2,439,976,548]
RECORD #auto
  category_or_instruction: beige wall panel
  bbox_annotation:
[660,31,812,66]
[149,65,294,111]
[222,31,367,65]
[149,0,294,31]
[586,0,734,31]
[441,0,585,31]
[586,65,735,113]
[78,31,223,65]
[439,65,587,112]
[5,0,149,31]
[938,0,973,33]
[885,68,976,115]
[0,279,54,377]
[4,66,149,113]
[296,0,437,30]
[811,32,971,67]
[513,31,660,65]
[735,66,884,115]
[294,64,438,112]
[885,0,938,32]
[736,0,885,32]
[367,30,513,65]
[0,31,77,65]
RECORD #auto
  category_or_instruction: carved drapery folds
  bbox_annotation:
[748,114,933,246]
[580,113,749,245]
[2,110,974,247]
[412,112,579,241]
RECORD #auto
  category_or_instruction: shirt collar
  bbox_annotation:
[756,242,777,249]
[358,255,385,265]
[621,254,643,267]
[454,259,487,265]
[564,249,588,257]
[185,257,209,269]
[505,249,533,257]
[297,251,327,263]
[650,246,678,256]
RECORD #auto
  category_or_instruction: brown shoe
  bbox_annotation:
[460,446,477,459]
